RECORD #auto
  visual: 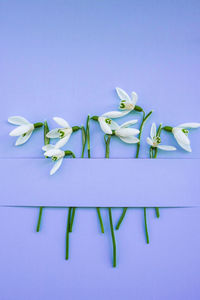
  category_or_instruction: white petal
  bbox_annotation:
[146,137,153,146]
[53,117,70,128]
[150,123,157,139]
[9,124,33,136]
[50,158,63,175]
[172,128,190,145]
[98,117,112,134]
[131,92,138,106]
[55,133,72,148]
[119,136,139,144]
[179,143,192,152]
[157,145,176,151]
[178,123,200,129]
[42,144,55,151]
[109,120,120,130]
[172,128,191,152]
[116,87,131,102]
[120,119,138,128]
[15,131,33,146]
[116,128,140,137]
[102,110,130,118]
[46,128,60,138]
[44,149,64,158]
[8,116,30,125]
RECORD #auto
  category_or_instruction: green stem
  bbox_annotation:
[65,207,72,260]
[115,208,128,230]
[117,110,153,230]
[108,208,117,267]
[144,207,149,244]
[136,110,153,158]
[87,115,104,233]
[86,115,91,158]
[96,208,104,233]
[69,207,76,233]
[155,207,160,218]
[36,207,43,232]
[104,134,111,158]
[36,121,50,232]
[154,124,162,217]
[105,135,117,267]
[81,126,86,158]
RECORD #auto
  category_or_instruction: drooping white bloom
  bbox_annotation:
[46,117,73,148]
[172,123,200,152]
[116,87,139,113]
[147,123,176,151]
[112,120,140,143]
[43,146,65,175]
[8,116,35,146]
[98,115,140,144]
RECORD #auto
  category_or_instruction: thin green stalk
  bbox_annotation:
[117,110,153,230]
[104,134,111,158]
[154,124,162,217]
[69,126,86,233]
[144,207,149,244]
[87,115,105,233]
[36,121,49,232]
[81,126,86,158]
[86,115,91,158]
[109,208,117,267]
[36,207,43,232]
[136,110,153,158]
[65,207,72,260]
[105,135,117,267]
[116,207,128,230]
[96,208,104,233]
[69,207,76,233]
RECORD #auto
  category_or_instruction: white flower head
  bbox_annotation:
[43,146,65,175]
[147,123,176,151]
[8,116,35,146]
[172,122,200,152]
[98,115,140,144]
[116,87,138,112]
[46,117,73,149]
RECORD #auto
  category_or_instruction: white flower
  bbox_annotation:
[116,87,139,113]
[43,146,65,175]
[46,117,73,148]
[98,116,140,144]
[8,116,35,146]
[172,123,200,152]
[147,123,176,151]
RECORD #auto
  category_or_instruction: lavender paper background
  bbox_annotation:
[0,0,200,299]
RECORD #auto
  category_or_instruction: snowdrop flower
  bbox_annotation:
[111,120,140,143]
[44,147,65,175]
[116,87,143,113]
[163,123,200,152]
[8,116,43,146]
[46,117,80,149]
[43,144,75,175]
[93,114,140,143]
[147,123,176,151]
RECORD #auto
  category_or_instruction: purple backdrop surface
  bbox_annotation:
[0,0,200,299]
[1,158,200,207]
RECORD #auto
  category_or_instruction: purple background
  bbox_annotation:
[1,158,200,207]
[1,0,200,299]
